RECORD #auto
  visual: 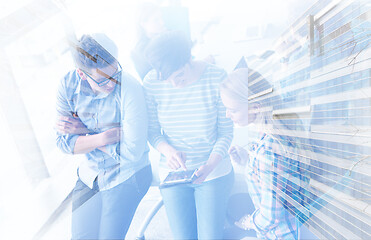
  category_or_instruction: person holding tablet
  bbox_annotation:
[143,31,234,240]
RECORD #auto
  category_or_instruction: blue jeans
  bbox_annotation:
[71,165,152,240]
[160,170,234,240]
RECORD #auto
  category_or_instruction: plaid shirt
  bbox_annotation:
[246,133,300,240]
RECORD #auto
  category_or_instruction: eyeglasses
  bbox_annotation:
[82,62,122,87]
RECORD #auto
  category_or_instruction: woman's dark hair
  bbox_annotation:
[145,30,191,80]
[71,34,117,71]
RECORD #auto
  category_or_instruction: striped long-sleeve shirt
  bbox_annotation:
[143,64,234,181]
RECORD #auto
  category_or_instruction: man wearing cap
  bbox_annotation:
[55,33,152,239]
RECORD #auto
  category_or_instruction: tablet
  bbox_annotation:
[160,169,198,188]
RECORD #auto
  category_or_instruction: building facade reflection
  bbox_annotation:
[244,0,371,239]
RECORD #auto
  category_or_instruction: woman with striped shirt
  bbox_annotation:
[143,31,234,239]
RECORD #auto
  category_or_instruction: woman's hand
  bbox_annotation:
[193,153,222,184]
[165,150,187,170]
[229,145,249,165]
[193,163,215,184]
[55,115,90,135]
[156,142,187,170]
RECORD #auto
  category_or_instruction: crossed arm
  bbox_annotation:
[55,115,121,154]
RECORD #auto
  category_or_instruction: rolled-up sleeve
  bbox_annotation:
[55,74,79,154]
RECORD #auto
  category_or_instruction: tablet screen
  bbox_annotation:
[160,169,197,187]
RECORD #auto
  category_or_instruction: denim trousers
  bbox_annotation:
[71,165,152,240]
[160,170,234,240]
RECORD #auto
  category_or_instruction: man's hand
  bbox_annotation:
[100,127,121,146]
[55,115,90,135]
